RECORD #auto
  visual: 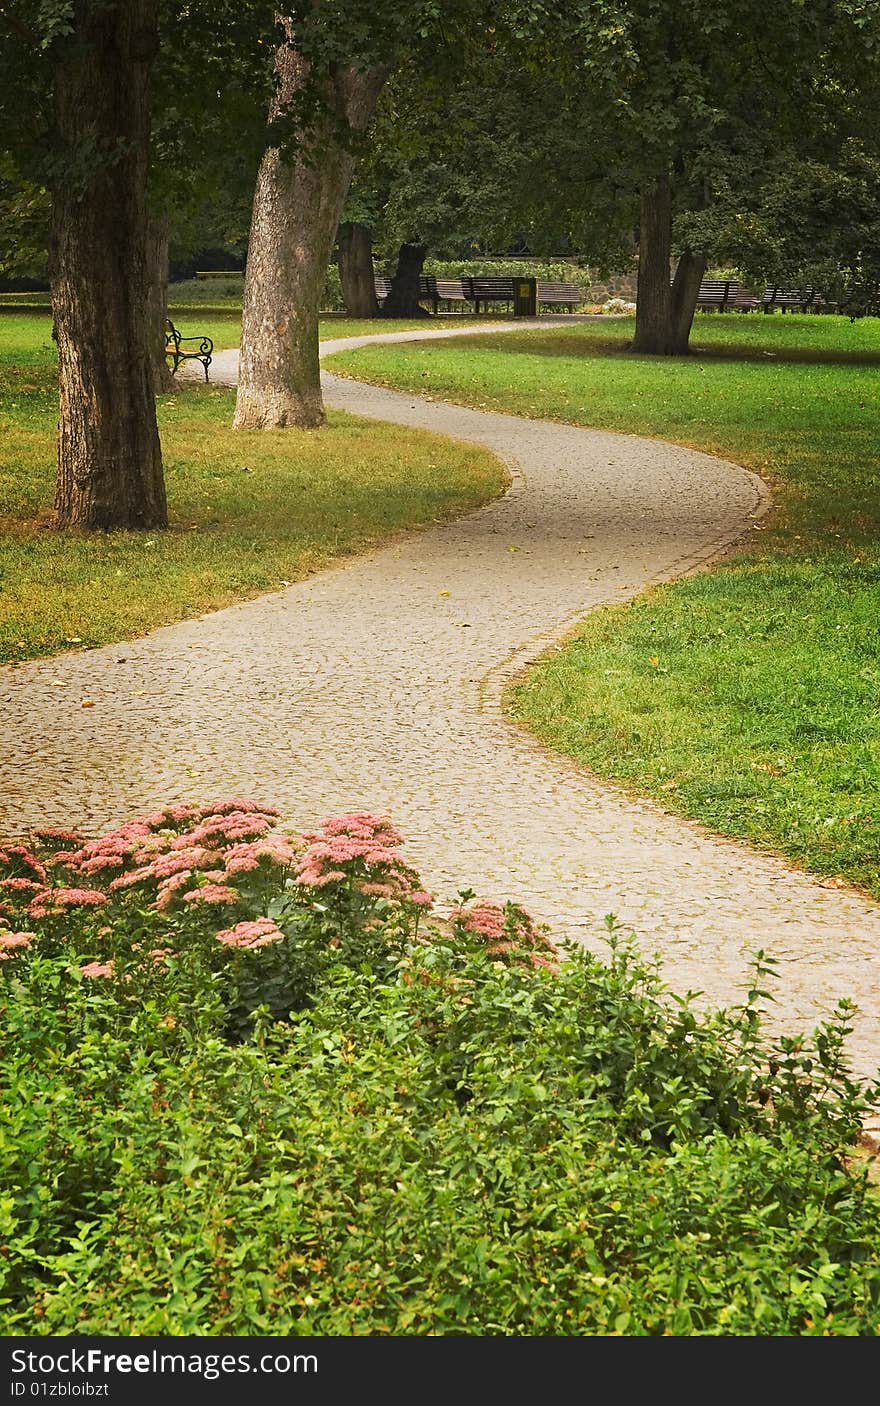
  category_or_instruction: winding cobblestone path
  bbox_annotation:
[4,320,880,1080]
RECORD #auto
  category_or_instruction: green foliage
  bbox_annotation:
[2,841,879,1334]
[423,257,593,292]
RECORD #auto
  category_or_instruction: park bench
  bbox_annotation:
[164,318,213,382]
[374,275,390,304]
[726,283,761,312]
[693,279,731,311]
[761,286,825,313]
[536,280,584,312]
[461,276,515,313]
[418,275,468,312]
[691,279,760,312]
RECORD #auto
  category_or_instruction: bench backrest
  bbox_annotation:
[726,284,760,308]
[462,277,515,298]
[695,280,731,304]
[435,279,466,299]
[418,276,467,300]
[763,286,820,309]
[434,278,467,300]
[536,281,583,303]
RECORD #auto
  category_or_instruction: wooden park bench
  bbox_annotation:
[693,279,731,311]
[536,280,584,312]
[460,276,515,313]
[418,275,468,312]
[761,286,825,313]
[726,284,761,312]
[164,318,213,381]
[690,279,760,312]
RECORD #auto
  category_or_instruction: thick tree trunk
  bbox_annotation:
[146,213,176,394]
[234,29,390,429]
[631,175,674,355]
[337,222,378,317]
[51,0,166,530]
[381,243,429,317]
[669,248,707,354]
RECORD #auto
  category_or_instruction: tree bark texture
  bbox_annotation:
[337,221,378,317]
[669,247,707,354]
[631,175,674,355]
[51,0,166,529]
[631,176,706,356]
[146,212,176,394]
[234,30,391,429]
[382,242,429,318]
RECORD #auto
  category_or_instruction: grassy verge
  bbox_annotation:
[327,314,880,897]
[0,317,505,663]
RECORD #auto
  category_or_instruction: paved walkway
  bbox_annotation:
[4,319,880,1080]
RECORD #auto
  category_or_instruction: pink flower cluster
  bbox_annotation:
[0,802,531,980]
[0,931,34,959]
[30,888,108,917]
[80,960,113,979]
[0,844,48,883]
[48,801,287,916]
[295,813,433,909]
[31,827,86,847]
[224,835,299,876]
[177,812,274,847]
[182,883,239,907]
[0,878,108,922]
[215,917,285,950]
[451,899,559,972]
[109,847,222,892]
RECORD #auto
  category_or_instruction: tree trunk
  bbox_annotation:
[337,222,378,317]
[631,175,674,355]
[234,28,391,430]
[669,247,707,354]
[381,243,429,317]
[51,0,166,530]
[146,212,176,394]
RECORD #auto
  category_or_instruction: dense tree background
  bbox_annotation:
[1,1,879,527]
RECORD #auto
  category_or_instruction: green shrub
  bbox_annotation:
[2,802,879,1335]
[423,257,594,302]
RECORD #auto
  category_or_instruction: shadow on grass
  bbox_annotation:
[446,327,880,371]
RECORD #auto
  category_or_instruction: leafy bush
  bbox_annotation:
[321,263,344,311]
[423,258,594,305]
[167,276,244,306]
[2,802,879,1335]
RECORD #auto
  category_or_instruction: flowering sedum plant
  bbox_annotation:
[4,802,880,1339]
[0,800,556,1040]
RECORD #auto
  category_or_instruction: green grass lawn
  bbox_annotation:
[327,314,880,898]
[0,315,505,663]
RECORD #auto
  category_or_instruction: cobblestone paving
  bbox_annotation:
[4,319,880,1080]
